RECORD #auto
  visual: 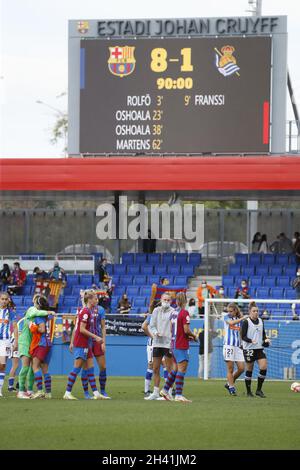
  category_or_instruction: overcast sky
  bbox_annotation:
[0,0,299,158]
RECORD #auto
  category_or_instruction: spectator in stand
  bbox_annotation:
[278,232,294,254]
[7,262,27,296]
[160,277,170,286]
[293,232,300,249]
[258,234,269,254]
[48,262,67,282]
[98,258,111,289]
[33,267,48,280]
[270,235,280,254]
[0,264,11,290]
[295,239,300,266]
[235,279,250,314]
[292,267,300,299]
[261,309,270,320]
[117,294,132,314]
[187,298,198,318]
[197,280,218,316]
[251,232,262,252]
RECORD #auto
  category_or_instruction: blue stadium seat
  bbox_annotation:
[80,274,93,286]
[71,286,82,296]
[249,253,261,265]
[148,253,161,264]
[154,265,168,275]
[70,307,79,314]
[23,296,34,306]
[11,296,23,306]
[25,274,34,285]
[241,266,255,277]
[285,288,296,299]
[112,275,120,284]
[235,253,248,265]
[162,253,174,264]
[226,288,236,298]
[256,287,270,298]
[235,276,246,287]
[256,266,269,276]
[189,253,202,266]
[288,255,297,264]
[127,265,140,275]
[135,254,147,264]
[119,275,134,285]
[114,286,126,297]
[106,264,114,275]
[270,288,284,299]
[126,286,140,297]
[63,296,78,306]
[133,297,147,307]
[175,254,188,264]
[122,253,134,264]
[63,286,72,296]
[147,275,160,285]
[277,276,291,288]
[263,277,277,288]
[173,276,188,286]
[271,309,285,318]
[222,275,234,287]
[114,264,127,275]
[66,274,79,286]
[129,306,140,314]
[248,287,256,298]
[276,254,289,265]
[134,275,147,286]
[140,265,153,275]
[270,265,283,276]
[22,285,33,295]
[181,265,194,276]
[249,276,263,288]
[140,286,152,296]
[284,266,297,277]
[261,254,275,265]
[228,265,241,276]
[168,265,181,276]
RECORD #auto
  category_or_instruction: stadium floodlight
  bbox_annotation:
[246,0,262,16]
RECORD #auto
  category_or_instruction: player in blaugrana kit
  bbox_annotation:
[82,292,111,399]
[160,292,197,402]
[223,303,247,396]
[0,292,18,397]
[64,290,103,400]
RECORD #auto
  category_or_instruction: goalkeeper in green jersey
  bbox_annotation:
[17,294,53,399]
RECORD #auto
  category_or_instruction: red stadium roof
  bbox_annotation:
[1,156,300,191]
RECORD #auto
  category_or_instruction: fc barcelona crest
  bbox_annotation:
[77,21,89,34]
[108,46,136,78]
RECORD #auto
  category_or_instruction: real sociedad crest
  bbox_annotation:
[108,46,136,78]
[215,45,240,77]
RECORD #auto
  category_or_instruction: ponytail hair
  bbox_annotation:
[82,289,97,306]
[176,291,187,309]
[248,301,257,313]
[227,302,242,318]
[33,294,49,310]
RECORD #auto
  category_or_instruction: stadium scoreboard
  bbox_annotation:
[69,17,287,155]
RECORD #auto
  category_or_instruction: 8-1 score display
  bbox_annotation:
[79,37,271,154]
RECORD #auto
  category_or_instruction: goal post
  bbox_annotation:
[204,298,300,381]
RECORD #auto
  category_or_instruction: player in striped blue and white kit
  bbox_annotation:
[0,292,18,397]
[223,303,247,396]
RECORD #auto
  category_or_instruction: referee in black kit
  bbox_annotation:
[241,302,271,398]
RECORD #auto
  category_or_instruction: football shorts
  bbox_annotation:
[173,348,189,364]
[153,347,173,358]
[0,340,11,362]
[243,348,266,363]
[147,344,153,363]
[223,345,244,362]
[32,346,52,363]
[73,346,89,361]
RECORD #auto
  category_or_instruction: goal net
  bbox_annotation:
[203,298,300,381]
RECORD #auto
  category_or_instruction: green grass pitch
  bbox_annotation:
[1,377,299,450]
